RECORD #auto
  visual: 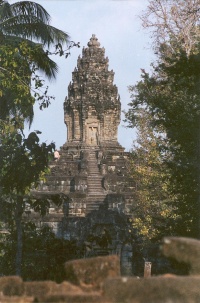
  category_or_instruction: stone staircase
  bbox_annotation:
[86,150,107,214]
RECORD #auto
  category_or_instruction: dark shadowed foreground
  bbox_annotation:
[0,236,200,302]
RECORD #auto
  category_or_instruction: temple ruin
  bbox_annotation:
[30,35,135,272]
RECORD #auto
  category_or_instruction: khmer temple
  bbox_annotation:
[30,35,135,273]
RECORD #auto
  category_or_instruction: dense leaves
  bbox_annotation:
[0,0,72,276]
[0,125,55,194]
[127,109,178,241]
[125,0,200,239]
[0,0,69,78]
[0,224,81,282]
[126,49,200,238]
[0,0,70,126]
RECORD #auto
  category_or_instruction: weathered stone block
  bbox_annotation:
[36,292,105,303]
[0,294,33,302]
[103,276,200,303]
[25,281,84,302]
[64,255,120,289]
[0,276,24,296]
[162,237,200,275]
[24,280,56,297]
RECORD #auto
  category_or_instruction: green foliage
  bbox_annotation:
[0,121,55,194]
[133,0,200,239]
[0,0,69,79]
[0,224,81,282]
[126,49,200,237]
[127,110,178,241]
[0,0,74,275]
[0,0,71,126]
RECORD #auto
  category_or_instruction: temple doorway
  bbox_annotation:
[89,126,98,145]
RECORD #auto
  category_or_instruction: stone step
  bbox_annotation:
[88,171,99,175]
[87,194,106,197]
[87,192,106,196]
[87,200,106,204]
[86,202,105,206]
[88,187,103,189]
[87,179,103,184]
[88,185,103,189]
[86,204,104,212]
[87,200,106,203]
[88,187,103,190]
[87,196,105,199]
[86,197,105,201]
[87,191,105,195]
[88,171,100,175]
[88,163,99,167]
[88,190,104,193]
[87,179,103,183]
[85,152,106,212]
[87,182,103,186]
[87,186,104,190]
[87,181,103,184]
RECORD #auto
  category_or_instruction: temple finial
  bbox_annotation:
[87,34,100,48]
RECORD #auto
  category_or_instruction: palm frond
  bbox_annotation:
[2,36,59,79]
[0,1,12,21]
[10,1,51,24]
[28,43,59,78]
[1,15,70,47]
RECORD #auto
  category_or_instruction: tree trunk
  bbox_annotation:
[197,117,200,239]
[15,197,23,276]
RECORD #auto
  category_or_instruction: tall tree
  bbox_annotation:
[127,109,178,241]
[126,50,200,238]
[0,122,56,275]
[0,1,72,275]
[0,0,70,124]
[141,0,200,58]
[125,0,200,238]
[0,0,69,77]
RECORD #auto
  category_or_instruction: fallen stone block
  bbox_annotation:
[0,276,24,296]
[103,276,200,303]
[24,280,57,297]
[25,280,86,302]
[54,281,84,294]
[36,292,106,303]
[64,255,120,289]
[162,237,200,275]
[0,294,33,303]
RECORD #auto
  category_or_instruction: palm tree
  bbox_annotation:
[0,0,70,122]
[0,1,70,276]
[0,0,69,77]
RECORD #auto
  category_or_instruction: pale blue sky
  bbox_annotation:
[15,0,154,150]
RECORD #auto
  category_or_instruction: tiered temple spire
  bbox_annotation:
[64,34,121,146]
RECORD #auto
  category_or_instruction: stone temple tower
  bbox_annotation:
[31,35,134,243]
[64,34,121,147]
[30,35,134,272]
